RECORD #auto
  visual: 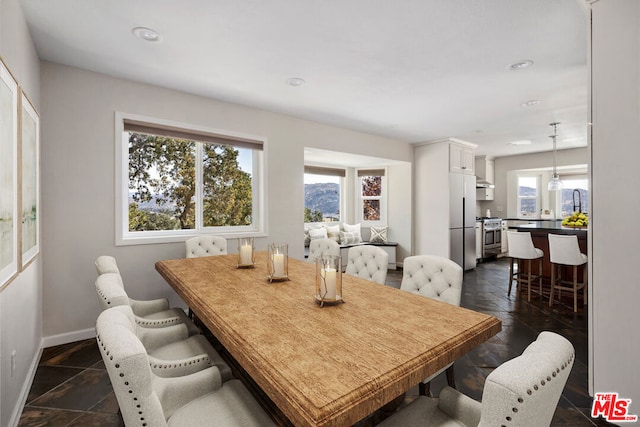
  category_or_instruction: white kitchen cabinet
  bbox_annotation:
[449,143,475,175]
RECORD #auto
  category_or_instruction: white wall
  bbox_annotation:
[39,62,413,340]
[482,147,588,218]
[590,0,640,404]
[413,142,451,257]
[0,0,42,425]
[388,163,412,263]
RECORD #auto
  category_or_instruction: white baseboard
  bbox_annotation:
[41,327,96,348]
[8,342,43,427]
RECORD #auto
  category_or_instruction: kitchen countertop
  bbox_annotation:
[503,218,562,222]
[508,222,587,234]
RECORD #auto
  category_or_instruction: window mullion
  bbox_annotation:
[195,142,203,230]
[252,149,261,227]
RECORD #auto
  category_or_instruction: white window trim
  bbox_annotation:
[356,168,388,226]
[115,112,266,246]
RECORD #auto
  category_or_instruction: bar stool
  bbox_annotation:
[506,231,544,302]
[548,234,587,312]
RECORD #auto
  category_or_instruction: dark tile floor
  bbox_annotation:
[19,258,609,426]
[18,340,124,426]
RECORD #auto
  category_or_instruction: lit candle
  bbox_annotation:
[272,252,285,277]
[321,266,337,300]
[240,244,252,265]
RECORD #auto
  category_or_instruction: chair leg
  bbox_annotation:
[510,258,514,295]
[527,259,532,302]
[445,365,456,389]
[557,266,562,302]
[573,265,578,313]
[538,258,543,300]
[549,263,556,307]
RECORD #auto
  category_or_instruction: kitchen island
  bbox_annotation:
[510,221,587,234]
[508,223,587,305]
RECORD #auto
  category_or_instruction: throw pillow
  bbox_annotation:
[370,226,388,243]
[339,231,362,245]
[325,224,341,243]
[309,227,328,241]
[342,223,361,241]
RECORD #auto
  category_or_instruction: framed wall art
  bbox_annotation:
[0,58,19,288]
[20,90,40,268]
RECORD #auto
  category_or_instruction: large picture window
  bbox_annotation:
[116,113,264,245]
[303,166,344,223]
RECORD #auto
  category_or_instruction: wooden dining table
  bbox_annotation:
[156,252,501,427]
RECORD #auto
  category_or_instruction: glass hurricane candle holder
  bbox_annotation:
[315,255,343,307]
[237,237,255,268]
[267,243,289,282]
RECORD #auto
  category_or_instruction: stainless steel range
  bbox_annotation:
[480,217,503,259]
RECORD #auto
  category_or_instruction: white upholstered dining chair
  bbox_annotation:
[95,272,200,336]
[103,305,232,381]
[95,255,120,275]
[378,331,575,427]
[307,238,341,264]
[345,245,389,285]
[401,255,463,395]
[185,235,227,258]
[96,307,275,427]
[95,255,179,319]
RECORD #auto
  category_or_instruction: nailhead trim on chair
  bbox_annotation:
[97,288,110,305]
[97,332,149,426]
[136,317,180,327]
[151,356,211,370]
[500,351,575,426]
[97,284,183,328]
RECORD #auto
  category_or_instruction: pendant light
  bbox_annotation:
[548,122,563,191]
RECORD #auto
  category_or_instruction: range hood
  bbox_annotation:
[476,179,495,189]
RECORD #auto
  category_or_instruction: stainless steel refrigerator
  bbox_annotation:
[449,173,476,270]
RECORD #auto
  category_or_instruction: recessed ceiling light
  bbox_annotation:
[521,99,540,107]
[507,59,534,71]
[286,77,305,87]
[132,27,161,42]
[509,140,532,146]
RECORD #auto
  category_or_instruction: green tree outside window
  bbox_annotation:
[128,133,252,232]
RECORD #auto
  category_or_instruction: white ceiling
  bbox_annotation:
[21,0,588,158]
